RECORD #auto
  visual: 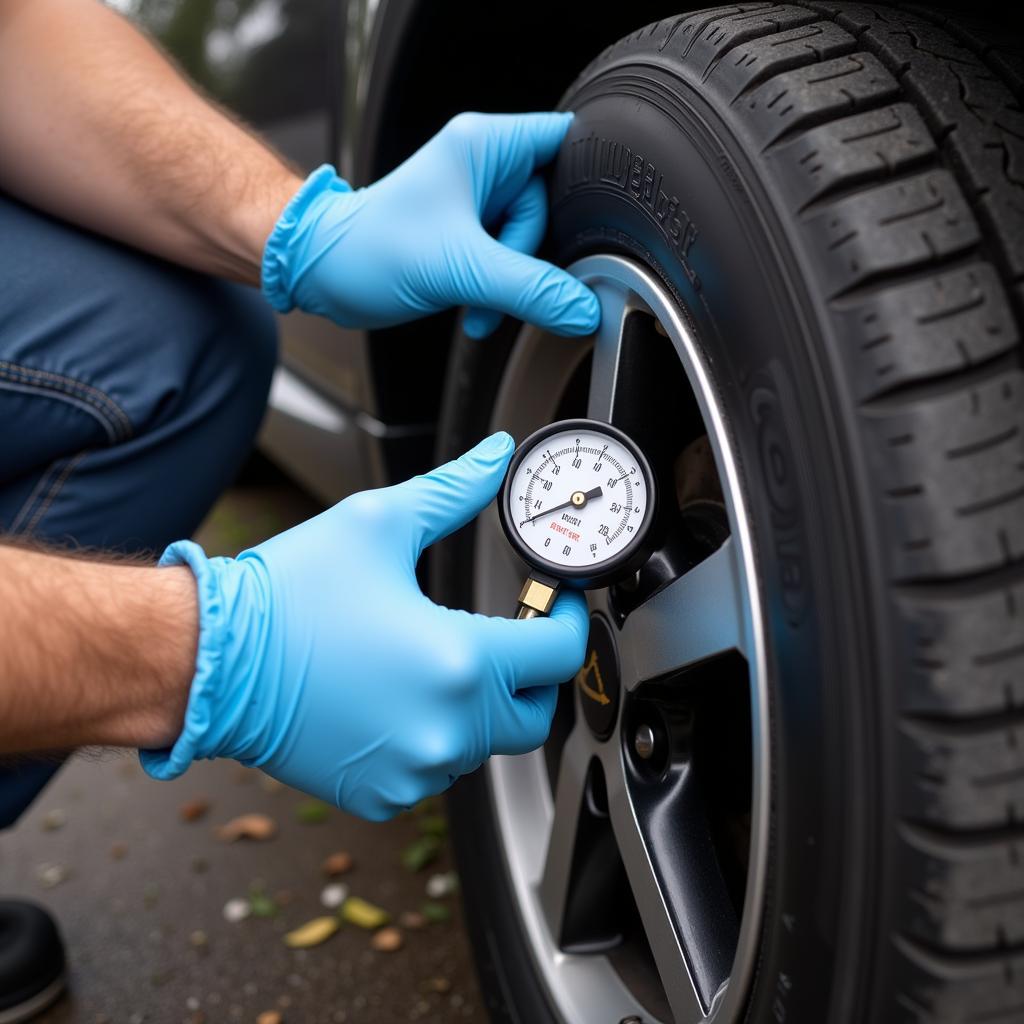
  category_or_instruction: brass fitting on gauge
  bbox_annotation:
[515,573,560,620]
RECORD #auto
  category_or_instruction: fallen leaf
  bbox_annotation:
[274,889,293,907]
[223,898,251,923]
[294,800,329,825]
[425,871,459,898]
[322,851,353,876]
[250,892,278,918]
[256,1012,282,1024]
[401,835,441,872]
[179,798,210,823]
[340,897,390,930]
[283,916,339,948]
[420,901,451,924]
[417,814,447,838]
[320,883,348,909]
[216,813,277,842]
[399,911,427,931]
[426,977,452,994]
[370,926,403,952]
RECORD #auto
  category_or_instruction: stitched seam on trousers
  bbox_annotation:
[24,452,87,537]
[9,461,61,535]
[0,362,133,441]
[0,378,119,444]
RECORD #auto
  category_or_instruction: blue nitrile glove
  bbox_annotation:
[140,433,589,821]
[261,111,600,339]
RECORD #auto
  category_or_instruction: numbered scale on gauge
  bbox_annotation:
[498,419,657,619]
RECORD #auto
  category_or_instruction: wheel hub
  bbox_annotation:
[576,613,621,740]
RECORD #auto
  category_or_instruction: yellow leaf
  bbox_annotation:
[283,915,339,948]
[340,897,390,930]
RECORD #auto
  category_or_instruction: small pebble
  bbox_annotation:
[276,995,292,1009]
[36,863,69,888]
[370,926,403,952]
[320,883,349,909]
[188,929,208,950]
[322,851,353,876]
[274,889,293,907]
[41,808,67,831]
[425,872,458,899]
[190,857,210,874]
[223,898,251,923]
[426,977,451,994]
[256,1012,282,1024]
[185,996,200,1012]
[110,841,129,861]
[399,911,427,931]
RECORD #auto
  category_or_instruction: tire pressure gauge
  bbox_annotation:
[498,419,657,619]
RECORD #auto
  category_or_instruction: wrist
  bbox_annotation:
[232,166,305,286]
[109,563,196,749]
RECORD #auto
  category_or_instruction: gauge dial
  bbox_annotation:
[499,419,656,586]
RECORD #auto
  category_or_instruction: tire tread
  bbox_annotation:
[575,5,1024,1019]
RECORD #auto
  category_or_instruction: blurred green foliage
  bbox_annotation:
[108,0,330,124]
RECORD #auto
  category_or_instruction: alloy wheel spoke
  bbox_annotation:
[619,537,746,688]
[605,747,737,1021]
[537,723,593,942]
[586,281,632,422]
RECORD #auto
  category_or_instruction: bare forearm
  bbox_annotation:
[0,0,303,283]
[0,546,196,754]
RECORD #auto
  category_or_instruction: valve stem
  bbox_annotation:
[515,573,560,619]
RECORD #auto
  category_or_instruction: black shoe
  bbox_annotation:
[0,901,66,1023]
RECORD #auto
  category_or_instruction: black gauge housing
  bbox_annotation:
[498,418,658,590]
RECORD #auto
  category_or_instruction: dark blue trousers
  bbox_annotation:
[0,194,277,827]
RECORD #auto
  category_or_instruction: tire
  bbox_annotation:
[435,5,1024,1023]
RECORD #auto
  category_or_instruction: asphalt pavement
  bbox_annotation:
[0,465,489,1024]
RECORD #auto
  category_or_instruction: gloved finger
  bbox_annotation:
[461,232,600,338]
[478,588,590,692]
[465,175,548,339]
[491,683,559,755]
[392,431,515,554]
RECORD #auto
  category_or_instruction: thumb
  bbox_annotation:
[395,432,515,552]
[463,232,600,338]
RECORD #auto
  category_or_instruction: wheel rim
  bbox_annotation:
[473,255,770,1024]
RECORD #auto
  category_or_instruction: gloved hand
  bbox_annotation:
[140,433,589,821]
[261,111,600,339]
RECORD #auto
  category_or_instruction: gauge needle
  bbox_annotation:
[520,486,603,526]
